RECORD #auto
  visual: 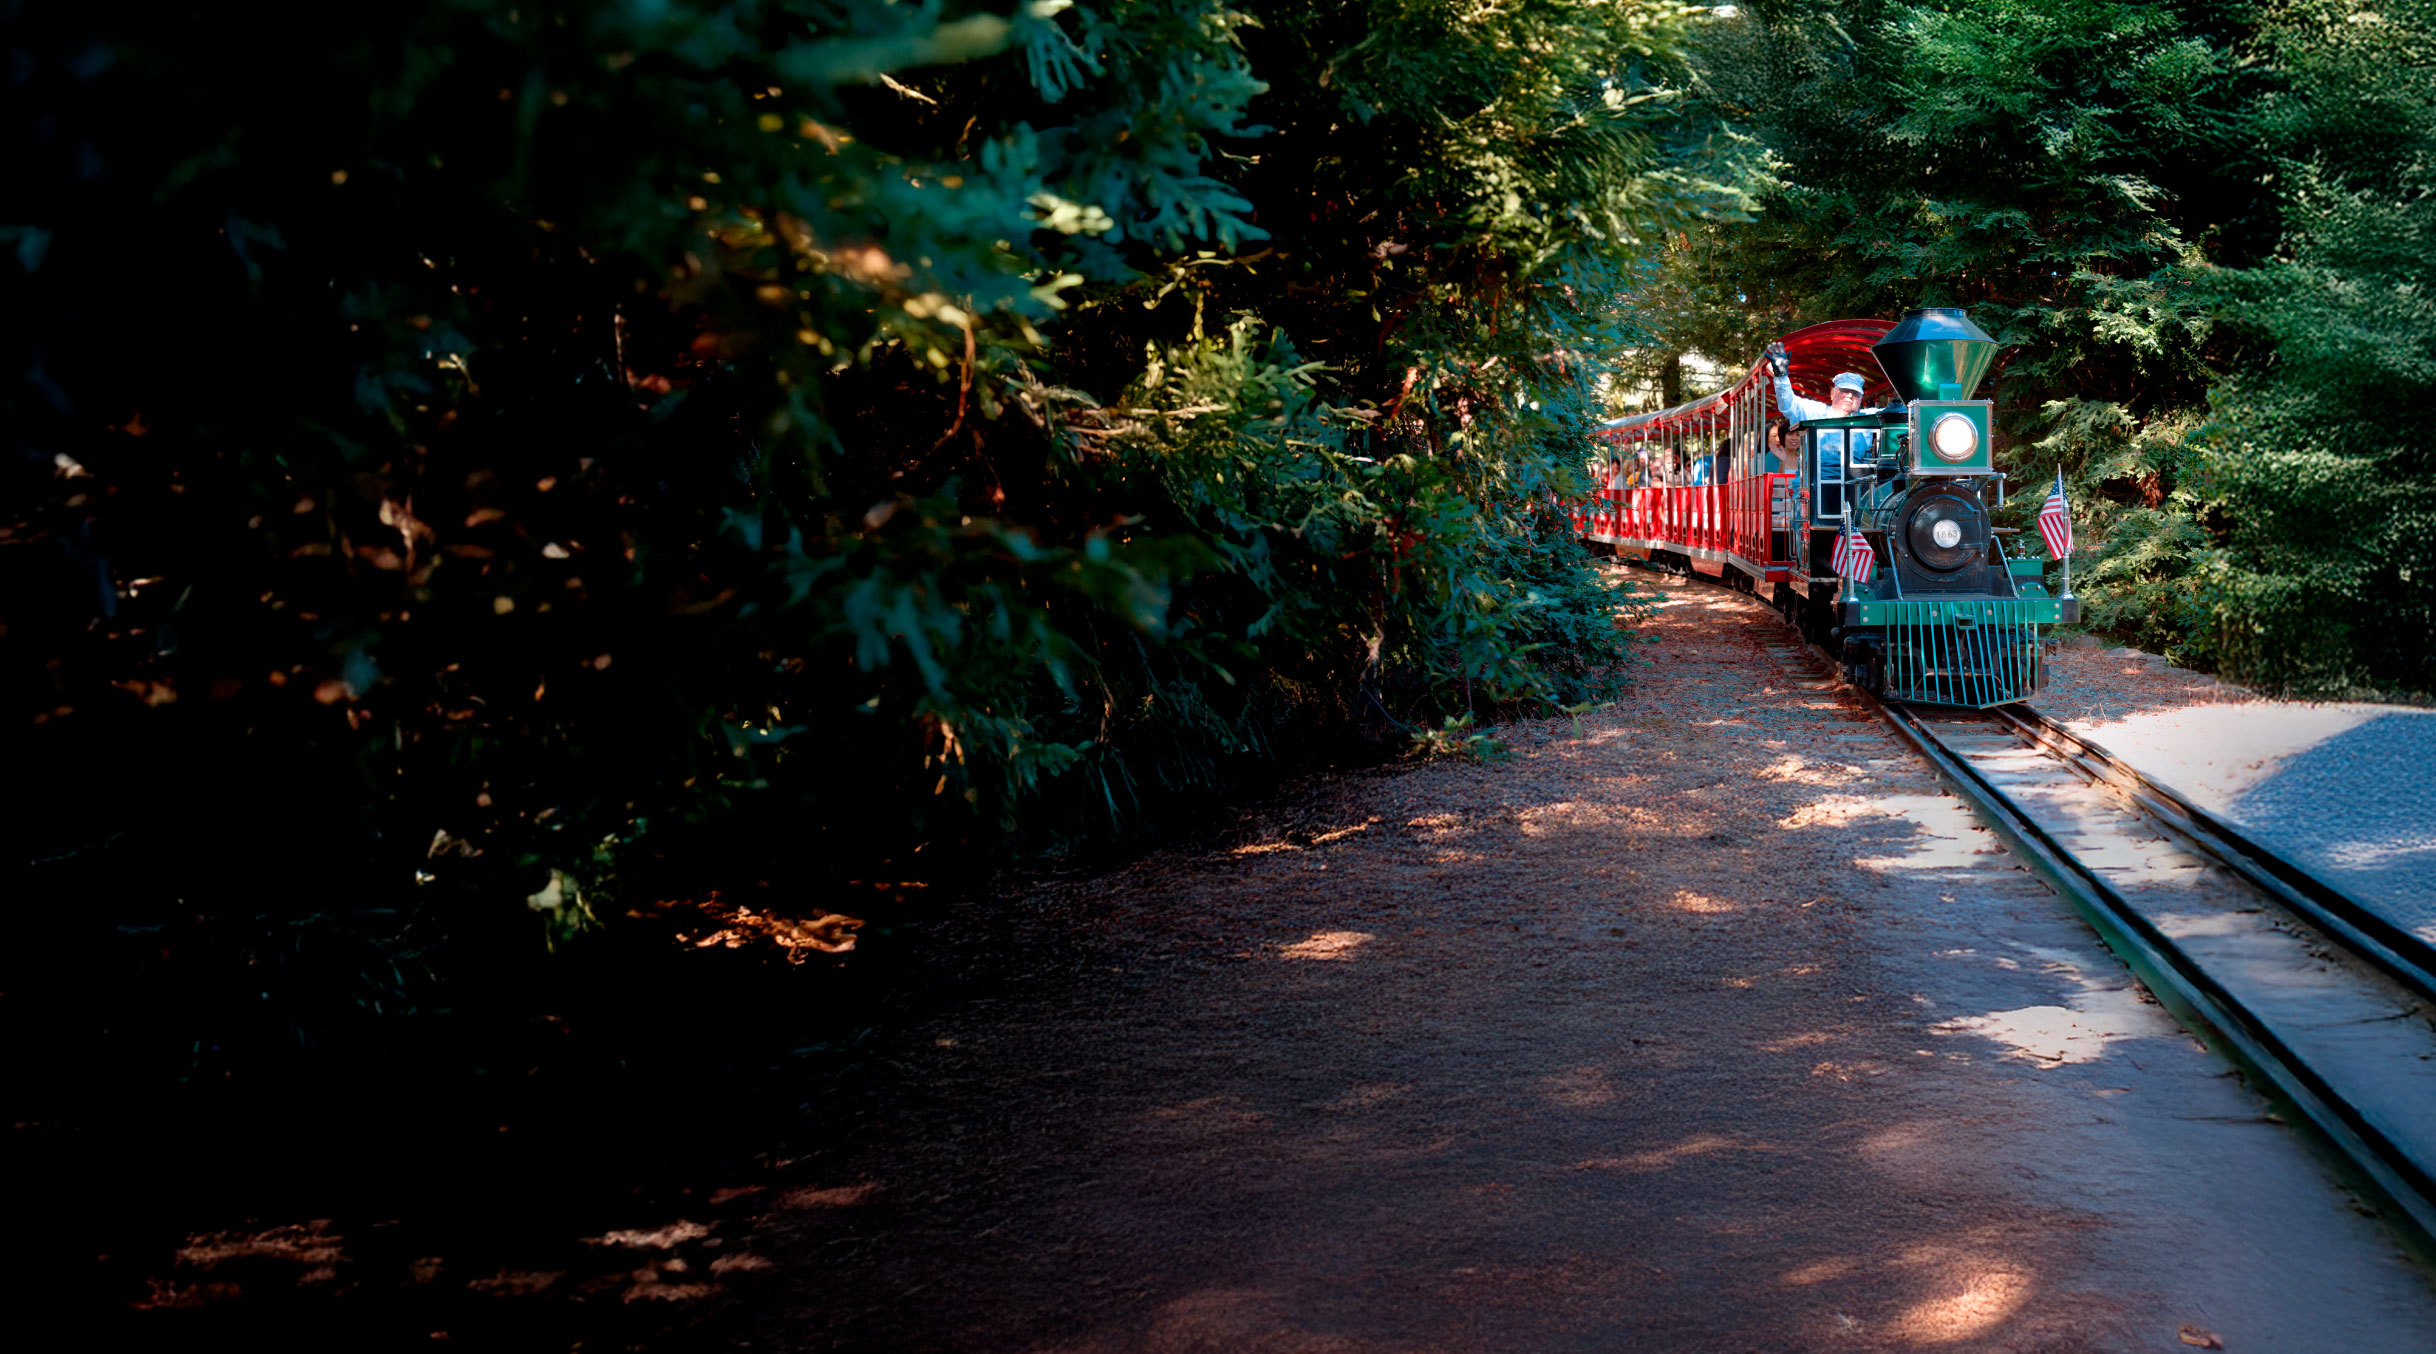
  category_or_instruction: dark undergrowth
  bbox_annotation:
[23,750,1417,1348]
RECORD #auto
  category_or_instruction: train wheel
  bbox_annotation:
[1840,639,1884,695]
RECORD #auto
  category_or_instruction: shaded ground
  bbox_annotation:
[85,571,2436,1349]
[673,571,2436,1351]
[2025,646,2250,728]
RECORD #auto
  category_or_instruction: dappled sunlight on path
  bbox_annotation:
[696,572,2436,1353]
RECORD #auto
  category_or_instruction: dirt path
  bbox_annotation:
[688,571,2436,1352]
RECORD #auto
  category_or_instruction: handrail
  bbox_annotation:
[1577,472,1799,569]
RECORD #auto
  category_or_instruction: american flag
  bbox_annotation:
[2038,470,2074,559]
[1832,520,1874,583]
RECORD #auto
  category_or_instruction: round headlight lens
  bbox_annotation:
[1931,519,1963,549]
[1931,412,1979,462]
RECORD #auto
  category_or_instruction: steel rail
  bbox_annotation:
[1625,559,2436,1244]
[1985,703,2436,1005]
[1869,701,2436,1245]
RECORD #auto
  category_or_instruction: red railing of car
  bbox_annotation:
[1573,473,1796,570]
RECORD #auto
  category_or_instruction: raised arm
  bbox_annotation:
[1766,342,1833,426]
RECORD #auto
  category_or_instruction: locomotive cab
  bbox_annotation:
[1796,416,1896,555]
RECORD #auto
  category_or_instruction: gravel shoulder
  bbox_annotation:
[2030,648,2436,939]
[691,571,2436,1352]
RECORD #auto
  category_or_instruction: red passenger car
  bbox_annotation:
[1575,319,1898,613]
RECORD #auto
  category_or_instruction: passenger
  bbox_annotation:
[1766,342,1866,424]
[1762,416,1795,473]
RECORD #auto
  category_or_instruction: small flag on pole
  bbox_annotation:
[1832,519,1875,583]
[2038,470,2075,559]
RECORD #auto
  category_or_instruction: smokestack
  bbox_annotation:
[1871,308,1996,404]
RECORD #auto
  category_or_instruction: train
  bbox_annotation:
[1575,308,2076,708]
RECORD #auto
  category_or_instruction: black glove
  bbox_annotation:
[1765,341,1789,377]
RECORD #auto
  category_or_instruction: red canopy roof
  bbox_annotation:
[1594,318,1899,442]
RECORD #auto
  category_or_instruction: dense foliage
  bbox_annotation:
[4,1,1725,1071]
[2191,0,2436,693]
[15,0,2430,1103]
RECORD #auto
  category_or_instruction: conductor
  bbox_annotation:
[1767,341,1879,464]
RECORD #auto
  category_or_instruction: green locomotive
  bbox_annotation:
[1787,308,2076,706]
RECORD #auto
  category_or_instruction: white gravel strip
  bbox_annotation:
[2037,650,2436,944]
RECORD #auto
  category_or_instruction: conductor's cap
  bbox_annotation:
[1832,371,1869,394]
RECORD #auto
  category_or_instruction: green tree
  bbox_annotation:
[2191,0,2436,694]
[2,1,1724,1076]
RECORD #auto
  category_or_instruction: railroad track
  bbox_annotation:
[1877,701,2436,1245]
[1664,564,2436,1243]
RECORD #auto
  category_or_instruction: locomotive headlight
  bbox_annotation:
[1930,518,1964,549]
[1930,412,1979,462]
